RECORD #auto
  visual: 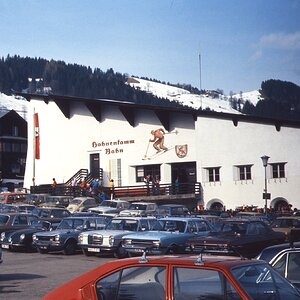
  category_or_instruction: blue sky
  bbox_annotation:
[1,0,300,94]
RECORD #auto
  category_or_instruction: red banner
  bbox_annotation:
[34,113,40,159]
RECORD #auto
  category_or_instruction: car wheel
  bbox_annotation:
[37,248,48,254]
[114,245,128,259]
[63,240,77,255]
[82,249,93,256]
[166,245,180,254]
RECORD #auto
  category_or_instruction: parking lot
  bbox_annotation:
[0,250,114,300]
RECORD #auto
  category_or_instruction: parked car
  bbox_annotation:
[43,254,300,300]
[25,193,49,206]
[33,216,107,255]
[257,241,300,288]
[0,212,38,234]
[31,207,71,226]
[123,217,214,256]
[14,203,36,213]
[235,211,270,224]
[88,199,130,214]
[41,195,73,208]
[154,204,190,217]
[270,216,300,241]
[0,203,19,213]
[118,202,158,217]
[0,192,27,204]
[0,219,51,252]
[78,216,156,258]
[66,197,98,213]
[186,218,286,258]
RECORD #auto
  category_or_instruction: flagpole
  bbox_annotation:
[33,108,36,186]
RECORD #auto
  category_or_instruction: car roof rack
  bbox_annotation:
[139,250,148,264]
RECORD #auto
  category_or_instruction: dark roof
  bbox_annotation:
[15,92,300,132]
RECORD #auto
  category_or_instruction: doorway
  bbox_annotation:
[171,162,196,194]
[90,153,100,178]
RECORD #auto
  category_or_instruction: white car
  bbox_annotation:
[67,197,98,213]
[118,202,158,217]
[88,199,130,214]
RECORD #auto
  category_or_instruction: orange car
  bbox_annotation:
[0,192,27,204]
[43,254,300,300]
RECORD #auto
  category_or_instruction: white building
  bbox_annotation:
[19,92,300,212]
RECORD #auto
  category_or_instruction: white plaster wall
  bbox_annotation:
[196,117,300,210]
[24,99,300,211]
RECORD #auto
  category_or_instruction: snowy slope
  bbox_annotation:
[127,77,261,114]
[0,92,28,120]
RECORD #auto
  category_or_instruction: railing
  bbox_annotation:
[65,169,88,186]
[30,182,202,200]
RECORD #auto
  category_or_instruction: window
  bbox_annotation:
[136,164,160,182]
[12,125,19,136]
[204,167,220,182]
[271,163,286,179]
[236,165,252,180]
[173,267,241,299]
[96,266,166,300]
[12,143,21,152]
[3,142,12,152]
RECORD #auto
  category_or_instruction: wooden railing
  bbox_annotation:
[30,182,202,199]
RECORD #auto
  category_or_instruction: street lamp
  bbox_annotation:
[261,155,270,215]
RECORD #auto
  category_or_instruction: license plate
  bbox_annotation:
[88,247,100,253]
[2,244,9,249]
[133,248,144,253]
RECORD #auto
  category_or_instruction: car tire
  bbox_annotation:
[63,240,77,255]
[37,248,48,254]
[82,249,93,256]
[114,245,128,259]
[166,245,180,254]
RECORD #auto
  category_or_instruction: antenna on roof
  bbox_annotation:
[199,52,202,109]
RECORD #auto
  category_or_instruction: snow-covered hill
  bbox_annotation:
[0,78,262,119]
[127,77,261,114]
[0,92,28,120]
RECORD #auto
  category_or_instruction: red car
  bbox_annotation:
[43,254,300,300]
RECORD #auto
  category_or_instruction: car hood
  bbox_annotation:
[36,229,78,236]
[123,231,186,240]
[188,232,240,244]
[82,229,132,237]
[67,205,80,212]
[119,210,144,216]
[9,227,46,237]
[90,206,117,213]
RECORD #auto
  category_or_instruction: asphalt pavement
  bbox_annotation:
[0,250,113,300]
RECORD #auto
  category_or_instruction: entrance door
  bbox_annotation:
[90,153,100,178]
[171,162,196,193]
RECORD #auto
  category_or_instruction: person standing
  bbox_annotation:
[144,174,151,196]
[51,178,57,195]
[109,179,115,199]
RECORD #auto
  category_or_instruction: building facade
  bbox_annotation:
[19,93,300,211]
[0,110,27,191]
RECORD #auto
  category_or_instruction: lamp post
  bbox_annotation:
[261,155,270,215]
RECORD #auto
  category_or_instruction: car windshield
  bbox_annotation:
[0,214,9,225]
[106,219,138,231]
[69,199,82,205]
[128,204,147,210]
[58,218,84,229]
[152,219,186,232]
[220,222,247,234]
[101,201,117,208]
[31,220,50,229]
